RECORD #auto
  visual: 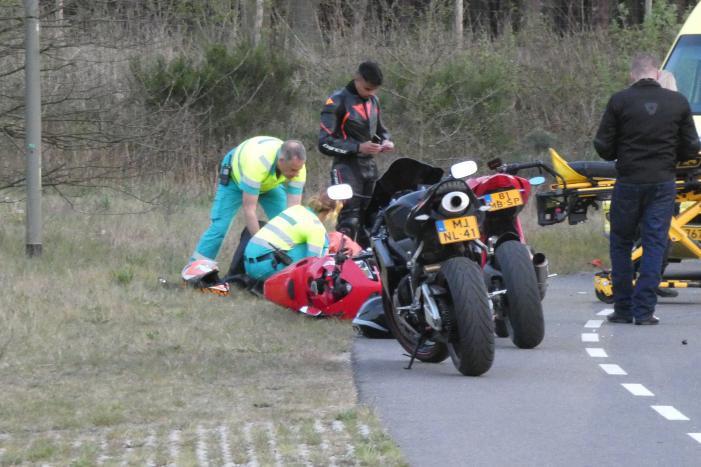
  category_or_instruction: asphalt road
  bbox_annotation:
[353,268,701,467]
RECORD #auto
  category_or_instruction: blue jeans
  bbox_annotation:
[609,181,675,320]
[191,152,287,261]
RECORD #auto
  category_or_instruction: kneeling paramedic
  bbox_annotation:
[243,191,340,281]
[183,137,307,277]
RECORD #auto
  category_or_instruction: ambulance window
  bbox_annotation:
[665,34,701,114]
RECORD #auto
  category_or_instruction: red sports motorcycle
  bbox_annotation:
[263,245,382,320]
[466,158,548,349]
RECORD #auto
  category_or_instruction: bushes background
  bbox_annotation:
[0,0,691,194]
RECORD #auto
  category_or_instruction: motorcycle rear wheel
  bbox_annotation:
[439,257,495,376]
[382,289,449,364]
[495,240,545,349]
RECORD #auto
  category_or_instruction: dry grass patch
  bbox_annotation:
[522,202,610,275]
[0,193,405,466]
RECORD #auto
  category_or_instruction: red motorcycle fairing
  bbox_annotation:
[263,254,382,320]
[467,172,533,267]
[467,173,532,203]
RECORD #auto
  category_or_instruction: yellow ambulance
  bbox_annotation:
[663,2,701,131]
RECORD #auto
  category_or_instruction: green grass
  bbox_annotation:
[0,192,405,466]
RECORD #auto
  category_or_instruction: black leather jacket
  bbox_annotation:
[594,79,700,183]
[318,81,391,158]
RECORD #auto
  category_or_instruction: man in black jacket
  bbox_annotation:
[594,53,700,325]
[319,61,395,245]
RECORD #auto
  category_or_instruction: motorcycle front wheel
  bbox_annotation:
[439,257,495,376]
[495,240,545,349]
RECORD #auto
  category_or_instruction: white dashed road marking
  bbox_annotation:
[621,383,654,397]
[584,319,603,328]
[587,308,695,449]
[599,364,627,375]
[585,348,608,358]
[651,406,690,421]
[581,333,599,342]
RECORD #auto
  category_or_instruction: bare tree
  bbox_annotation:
[455,0,464,47]
[0,1,210,202]
[253,0,264,46]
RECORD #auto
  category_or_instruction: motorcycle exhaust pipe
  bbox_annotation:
[532,252,549,300]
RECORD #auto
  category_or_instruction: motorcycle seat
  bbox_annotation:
[569,158,701,180]
[550,148,701,183]
[568,161,617,179]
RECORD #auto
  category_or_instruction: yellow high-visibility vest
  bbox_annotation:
[230,136,306,195]
[250,205,328,256]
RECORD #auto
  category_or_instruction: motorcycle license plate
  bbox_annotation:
[683,227,701,240]
[436,216,480,244]
[484,189,523,211]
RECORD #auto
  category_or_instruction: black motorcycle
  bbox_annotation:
[363,158,495,376]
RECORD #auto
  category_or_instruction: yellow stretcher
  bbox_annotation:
[531,148,701,303]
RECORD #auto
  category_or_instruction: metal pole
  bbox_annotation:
[24,0,42,257]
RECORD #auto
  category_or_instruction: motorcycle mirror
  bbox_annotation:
[450,160,478,179]
[327,184,353,200]
[529,176,546,186]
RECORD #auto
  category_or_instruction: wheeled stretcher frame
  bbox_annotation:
[528,148,701,302]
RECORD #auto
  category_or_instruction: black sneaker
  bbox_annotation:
[607,312,633,324]
[635,315,660,325]
[655,288,678,298]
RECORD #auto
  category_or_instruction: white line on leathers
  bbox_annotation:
[585,319,604,328]
[688,433,701,444]
[651,406,690,421]
[621,383,654,397]
[597,308,614,316]
[581,333,599,342]
[599,364,627,375]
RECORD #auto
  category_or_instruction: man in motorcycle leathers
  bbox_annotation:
[319,61,395,245]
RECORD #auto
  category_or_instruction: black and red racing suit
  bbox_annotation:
[318,80,391,245]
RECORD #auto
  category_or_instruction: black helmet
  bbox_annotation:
[352,296,393,338]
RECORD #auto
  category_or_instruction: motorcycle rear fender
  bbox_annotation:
[494,232,520,249]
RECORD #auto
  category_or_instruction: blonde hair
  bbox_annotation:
[658,70,678,91]
[307,188,342,225]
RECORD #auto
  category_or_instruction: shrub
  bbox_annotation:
[133,43,300,146]
[382,44,517,164]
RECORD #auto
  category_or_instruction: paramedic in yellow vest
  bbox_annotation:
[243,190,340,280]
[184,137,306,275]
